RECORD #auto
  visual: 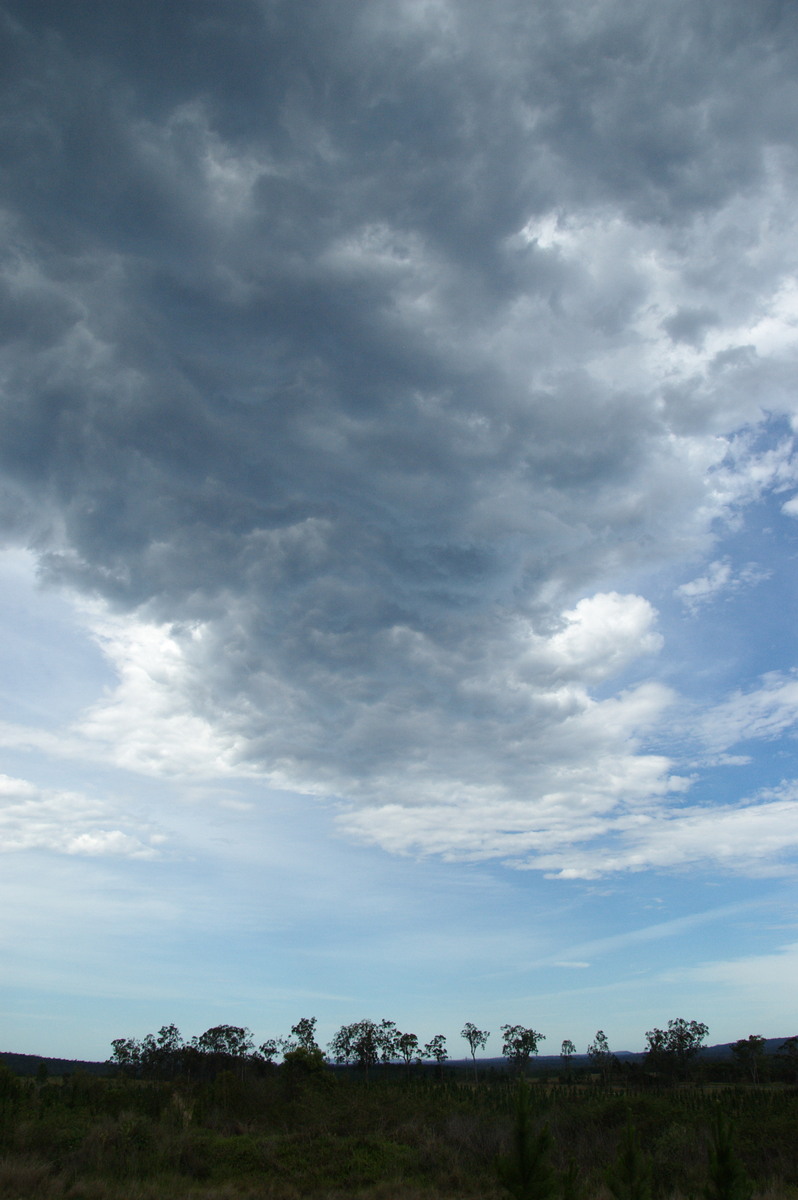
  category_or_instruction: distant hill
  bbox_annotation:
[0,1051,112,1078]
[695,1037,792,1061]
[448,1052,647,1071]
[452,1038,796,1070]
[1,1037,794,1078]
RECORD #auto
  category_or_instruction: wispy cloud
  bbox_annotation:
[0,773,163,859]
[662,941,798,1018]
[676,559,772,612]
[697,672,798,753]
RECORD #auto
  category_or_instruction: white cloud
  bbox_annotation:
[559,901,758,960]
[676,558,771,612]
[75,605,255,779]
[528,592,662,682]
[9,572,798,883]
[676,941,798,991]
[0,772,161,858]
[0,597,256,782]
[698,671,798,753]
[342,774,798,881]
[540,796,798,880]
[4,564,798,884]
[337,680,684,864]
[676,560,733,610]
[663,941,798,1033]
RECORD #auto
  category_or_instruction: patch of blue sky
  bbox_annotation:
[0,550,115,729]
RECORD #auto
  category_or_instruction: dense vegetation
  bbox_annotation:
[1,1019,798,1199]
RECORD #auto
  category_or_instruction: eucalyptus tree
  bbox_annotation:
[560,1038,576,1074]
[194,1024,255,1080]
[424,1034,448,1066]
[109,1037,142,1077]
[292,1016,321,1051]
[587,1030,614,1083]
[397,1031,420,1075]
[731,1034,767,1085]
[110,1025,188,1079]
[279,1016,320,1056]
[461,1022,490,1081]
[194,1024,254,1058]
[329,1020,377,1077]
[151,1023,185,1078]
[644,1018,708,1080]
[257,1038,279,1065]
[378,1019,399,1064]
[329,1018,398,1080]
[501,1025,545,1073]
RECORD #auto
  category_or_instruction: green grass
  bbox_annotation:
[2,1063,798,1199]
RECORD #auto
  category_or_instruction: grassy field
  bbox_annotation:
[1,1060,798,1199]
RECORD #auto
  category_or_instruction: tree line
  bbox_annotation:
[109,1013,794,1083]
[110,1017,446,1080]
[109,1018,552,1080]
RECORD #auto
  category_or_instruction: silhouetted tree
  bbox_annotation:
[645,1018,708,1080]
[560,1039,576,1075]
[279,1017,320,1058]
[193,1025,254,1079]
[257,1038,279,1065]
[461,1022,490,1081]
[378,1019,399,1064]
[424,1033,448,1074]
[502,1025,545,1074]
[397,1031,420,1074]
[731,1035,766,1085]
[292,1016,320,1051]
[109,1037,141,1077]
[587,1030,615,1083]
[195,1025,254,1058]
[328,1019,396,1080]
[154,1023,184,1078]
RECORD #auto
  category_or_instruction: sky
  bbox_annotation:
[2,0,798,1063]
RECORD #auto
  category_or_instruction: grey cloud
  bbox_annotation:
[2,0,798,865]
[662,308,719,347]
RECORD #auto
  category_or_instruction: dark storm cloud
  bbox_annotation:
[2,0,798,865]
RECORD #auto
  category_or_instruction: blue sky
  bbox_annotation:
[2,0,798,1062]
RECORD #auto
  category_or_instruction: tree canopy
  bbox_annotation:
[644,1018,709,1078]
[501,1025,545,1072]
